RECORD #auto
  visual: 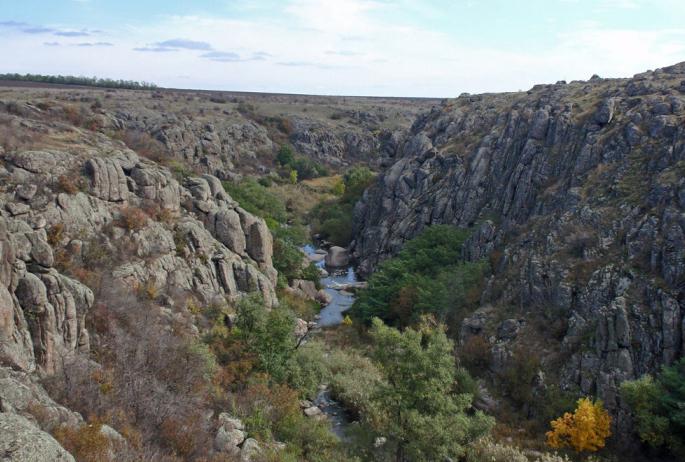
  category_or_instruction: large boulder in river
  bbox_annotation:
[325,246,349,267]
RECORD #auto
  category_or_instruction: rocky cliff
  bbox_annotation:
[0,112,279,374]
[22,88,436,179]
[352,63,685,431]
[0,99,281,455]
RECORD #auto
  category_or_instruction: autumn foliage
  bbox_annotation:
[546,397,611,452]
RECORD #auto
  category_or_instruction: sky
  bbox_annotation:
[0,0,684,97]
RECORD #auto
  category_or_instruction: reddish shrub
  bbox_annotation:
[52,417,112,462]
[117,206,148,231]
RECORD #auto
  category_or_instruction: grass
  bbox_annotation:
[269,177,338,219]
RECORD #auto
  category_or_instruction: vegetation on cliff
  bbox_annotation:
[352,225,487,330]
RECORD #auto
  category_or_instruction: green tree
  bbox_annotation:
[369,318,493,462]
[621,358,685,457]
[352,225,487,328]
[276,144,295,166]
[309,166,375,246]
[235,294,296,383]
[341,166,374,204]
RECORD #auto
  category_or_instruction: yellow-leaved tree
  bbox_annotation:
[546,397,612,452]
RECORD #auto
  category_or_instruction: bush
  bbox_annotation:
[368,318,494,461]
[310,166,375,246]
[52,418,112,462]
[459,335,492,373]
[499,346,542,409]
[223,178,287,224]
[279,290,320,321]
[621,358,685,457]
[116,206,148,231]
[235,295,297,382]
[276,144,295,166]
[328,349,383,417]
[466,438,571,462]
[236,377,347,460]
[352,225,487,328]
[340,166,374,203]
[57,174,83,194]
[313,202,354,246]
[116,130,168,163]
[43,285,218,461]
[287,341,332,398]
[275,144,328,181]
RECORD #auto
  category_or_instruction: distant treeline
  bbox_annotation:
[0,73,158,90]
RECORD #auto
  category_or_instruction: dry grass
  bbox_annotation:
[269,178,337,218]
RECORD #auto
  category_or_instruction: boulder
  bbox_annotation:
[84,157,128,202]
[15,184,38,201]
[291,279,318,300]
[215,428,245,453]
[294,318,309,338]
[325,246,349,267]
[6,203,30,216]
[316,289,332,305]
[240,438,261,462]
[0,413,75,462]
[214,413,246,453]
[303,406,323,417]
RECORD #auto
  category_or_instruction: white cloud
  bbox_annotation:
[1,0,684,96]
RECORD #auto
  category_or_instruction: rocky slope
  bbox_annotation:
[352,63,685,434]
[0,100,280,456]
[0,84,436,179]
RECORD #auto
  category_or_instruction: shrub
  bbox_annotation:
[57,174,82,194]
[43,285,219,461]
[352,225,487,328]
[47,223,65,247]
[310,166,375,246]
[235,294,297,382]
[466,438,571,462]
[223,178,287,224]
[499,346,542,409]
[328,349,383,417]
[287,341,331,398]
[313,203,353,245]
[62,104,89,126]
[117,206,148,231]
[340,166,374,203]
[621,358,685,457]
[279,290,320,321]
[159,413,207,459]
[116,130,168,163]
[52,418,112,462]
[274,144,327,181]
[459,335,492,373]
[276,144,295,166]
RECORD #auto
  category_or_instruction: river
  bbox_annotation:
[301,244,358,327]
[301,243,359,439]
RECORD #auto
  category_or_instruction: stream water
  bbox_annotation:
[301,244,358,327]
[301,243,358,439]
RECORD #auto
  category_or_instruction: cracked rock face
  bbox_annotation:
[0,126,278,376]
[352,62,685,434]
[0,413,75,462]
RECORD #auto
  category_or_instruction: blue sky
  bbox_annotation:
[1,0,684,96]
